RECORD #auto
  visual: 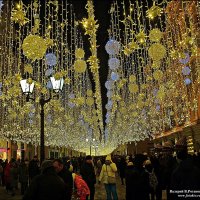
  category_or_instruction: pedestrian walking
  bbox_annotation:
[19,159,29,195]
[96,158,102,177]
[119,157,126,185]
[28,156,40,182]
[23,160,67,200]
[99,155,118,200]
[53,158,73,200]
[125,154,149,200]
[80,155,96,200]
[10,160,19,196]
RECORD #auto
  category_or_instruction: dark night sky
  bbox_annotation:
[69,0,111,123]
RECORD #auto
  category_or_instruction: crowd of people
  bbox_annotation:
[0,140,200,200]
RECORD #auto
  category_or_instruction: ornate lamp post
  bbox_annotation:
[20,77,64,163]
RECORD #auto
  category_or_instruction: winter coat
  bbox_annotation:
[73,173,90,200]
[58,167,73,200]
[19,163,29,183]
[170,157,200,199]
[23,167,68,200]
[125,165,150,200]
[28,160,40,179]
[99,163,117,184]
[10,166,18,188]
[119,159,126,178]
[4,163,11,184]
[80,162,96,187]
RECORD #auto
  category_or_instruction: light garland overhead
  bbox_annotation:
[104,0,200,151]
[0,0,102,154]
[0,0,199,155]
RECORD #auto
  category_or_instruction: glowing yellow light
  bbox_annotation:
[16,4,21,9]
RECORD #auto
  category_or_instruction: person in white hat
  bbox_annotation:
[99,155,118,200]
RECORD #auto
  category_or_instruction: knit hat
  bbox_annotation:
[105,155,112,161]
[41,160,53,172]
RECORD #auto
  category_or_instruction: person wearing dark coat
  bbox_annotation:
[53,159,73,200]
[80,155,96,200]
[23,160,67,200]
[19,159,29,195]
[119,157,126,185]
[170,148,200,200]
[28,156,40,182]
[125,154,150,200]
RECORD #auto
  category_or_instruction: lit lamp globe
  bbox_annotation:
[50,77,64,93]
[20,79,35,94]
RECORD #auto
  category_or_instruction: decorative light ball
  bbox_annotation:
[184,78,192,85]
[105,103,112,110]
[152,88,158,96]
[45,53,57,66]
[45,68,54,77]
[86,89,93,96]
[106,90,113,98]
[152,60,161,69]
[107,100,113,107]
[149,28,163,42]
[179,53,190,64]
[105,80,114,90]
[86,97,94,106]
[46,80,53,89]
[148,43,166,60]
[157,90,165,100]
[22,34,47,61]
[128,83,139,93]
[105,39,120,55]
[28,112,34,118]
[182,66,191,76]
[105,119,109,124]
[111,72,119,81]
[74,60,87,73]
[153,70,163,80]
[156,105,160,111]
[108,58,120,70]
[106,112,110,118]
[75,48,85,59]
[129,75,136,83]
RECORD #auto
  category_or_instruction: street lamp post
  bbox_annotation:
[86,138,95,156]
[20,77,64,163]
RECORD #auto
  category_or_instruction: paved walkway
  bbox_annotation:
[0,176,166,200]
[0,175,125,200]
